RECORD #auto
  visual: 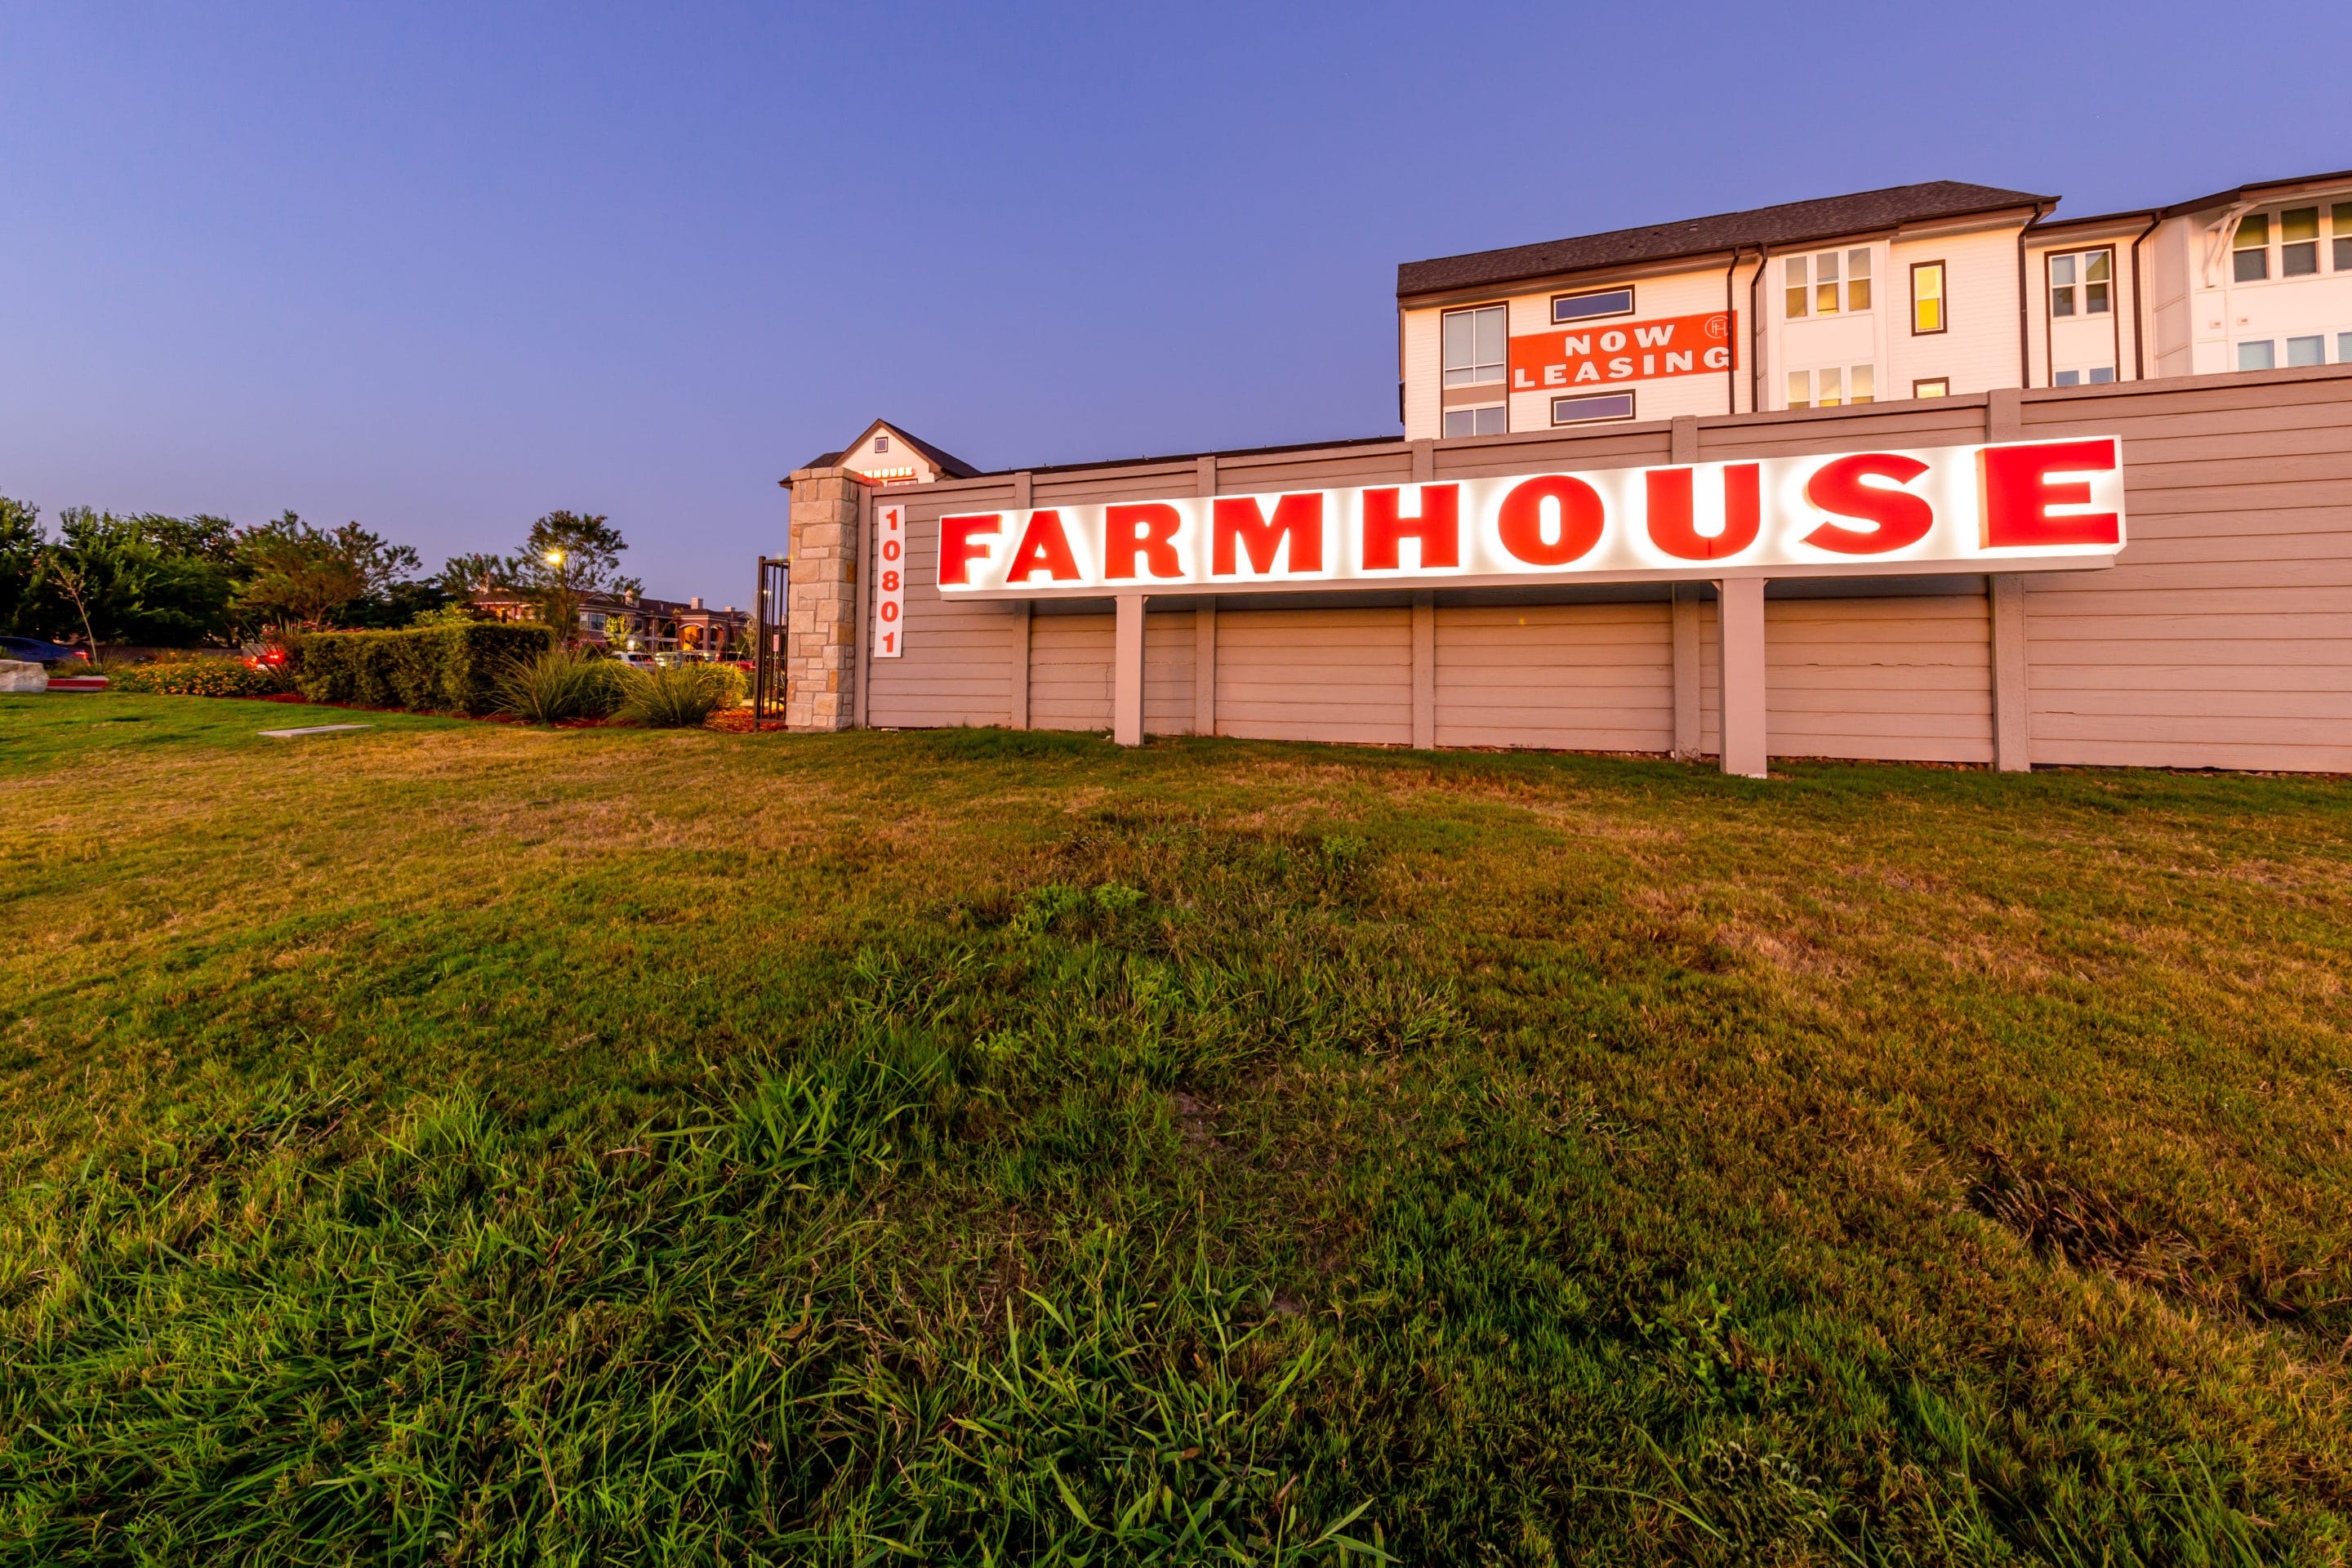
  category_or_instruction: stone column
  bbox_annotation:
[784,466,864,731]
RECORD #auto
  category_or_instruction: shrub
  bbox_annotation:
[495,648,622,724]
[107,657,281,697]
[297,624,553,714]
[617,662,728,728]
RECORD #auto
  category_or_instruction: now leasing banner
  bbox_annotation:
[1508,310,1735,390]
[935,438,2126,598]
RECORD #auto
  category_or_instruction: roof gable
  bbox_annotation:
[808,419,982,483]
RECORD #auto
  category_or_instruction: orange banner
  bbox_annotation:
[1508,310,1735,390]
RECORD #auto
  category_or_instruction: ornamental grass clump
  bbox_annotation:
[492,648,621,724]
[616,661,730,728]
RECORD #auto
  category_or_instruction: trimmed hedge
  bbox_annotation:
[296,624,555,715]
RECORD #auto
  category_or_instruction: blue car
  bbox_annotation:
[0,635,88,665]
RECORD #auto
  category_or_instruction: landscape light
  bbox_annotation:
[546,550,564,565]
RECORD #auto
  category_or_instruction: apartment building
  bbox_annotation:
[1400,169,2352,437]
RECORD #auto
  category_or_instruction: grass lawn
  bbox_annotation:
[2,692,2348,1565]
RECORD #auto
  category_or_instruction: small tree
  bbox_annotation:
[44,554,101,659]
[514,512,636,648]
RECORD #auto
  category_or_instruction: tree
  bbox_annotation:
[33,509,239,648]
[230,514,425,633]
[0,497,42,636]
[437,552,515,601]
[514,512,635,647]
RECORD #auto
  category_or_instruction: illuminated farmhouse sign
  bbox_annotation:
[1509,310,1735,390]
[936,438,2126,598]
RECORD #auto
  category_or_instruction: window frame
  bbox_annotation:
[1784,247,1877,322]
[2046,247,2114,320]
[1549,390,1636,426]
[1909,260,1948,336]
[1550,287,1635,324]
[1912,377,1950,399]
[1442,404,1509,439]
[1784,364,1877,410]
[873,434,892,453]
[1440,302,1510,390]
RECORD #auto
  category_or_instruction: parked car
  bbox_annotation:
[0,635,88,665]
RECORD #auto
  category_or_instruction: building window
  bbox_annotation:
[1442,305,1508,388]
[1443,405,1508,438]
[2238,340,2276,371]
[873,434,891,453]
[1784,249,1873,318]
[2287,335,2326,368]
[1550,391,1634,424]
[1785,364,1873,408]
[1552,287,1633,323]
[2336,205,2352,271]
[2341,332,2352,363]
[1913,377,1950,399]
[2234,215,2270,282]
[2051,368,2115,386]
[2050,250,2112,316]
[1911,262,1946,334]
[2281,207,2321,277]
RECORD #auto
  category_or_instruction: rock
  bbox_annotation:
[0,660,47,694]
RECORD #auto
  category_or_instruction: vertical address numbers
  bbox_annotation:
[874,501,904,657]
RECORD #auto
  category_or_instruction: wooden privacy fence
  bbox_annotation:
[787,364,2352,774]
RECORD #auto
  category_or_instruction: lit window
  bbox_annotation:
[2234,215,2270,282]
[2281,207,2320,277]
[2287,334,2325,367]
[1786,365,1873,408]
[1552,288,1633,323]
[1443,406,1508,438]
[2336,205,2352,271]
[2238,341,2276,371]
[1911,262,1945,333]
[1550,391,1635,425]
[1913,378,1950,399]
[2050,250,2112,317]
[1442,305,1508,388]
[1784,249,1873,318]
[874,434,891,453]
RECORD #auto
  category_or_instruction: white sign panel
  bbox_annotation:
[874,501,905,657]
[935,437,2125,598]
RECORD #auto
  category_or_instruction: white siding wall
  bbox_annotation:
[1885,227,2025,400]
[1402,307,1444,441]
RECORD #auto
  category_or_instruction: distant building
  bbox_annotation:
[471,587,749,658]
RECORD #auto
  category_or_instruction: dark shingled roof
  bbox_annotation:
[1397,180,2053,298]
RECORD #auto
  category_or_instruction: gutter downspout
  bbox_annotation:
[1748,243,1770,413]
[1722,247,1744,416]
[2016,199,2056,390]
[2127,212,2160,382]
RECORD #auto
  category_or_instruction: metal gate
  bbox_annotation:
[751,555,788,726]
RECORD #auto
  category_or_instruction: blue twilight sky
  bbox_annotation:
[4,2,2347,602]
